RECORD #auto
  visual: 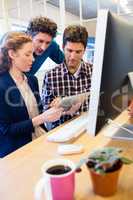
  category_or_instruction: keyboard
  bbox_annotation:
[47,114,88,142]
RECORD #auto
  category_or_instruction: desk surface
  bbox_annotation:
[0,110,133,200]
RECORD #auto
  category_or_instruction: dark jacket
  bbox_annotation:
[29,40,64,75]
[0,72,44,157]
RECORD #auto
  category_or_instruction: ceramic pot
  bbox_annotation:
[88,166,122,196]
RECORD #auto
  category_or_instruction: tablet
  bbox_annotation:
[59,92,90,111]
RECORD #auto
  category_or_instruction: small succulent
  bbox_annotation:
[86,146,133,174]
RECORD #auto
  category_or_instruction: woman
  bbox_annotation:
[0,32,63,157]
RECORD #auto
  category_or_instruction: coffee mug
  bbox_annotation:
[34,158,76,200]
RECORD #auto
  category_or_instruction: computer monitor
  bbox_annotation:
[87,9,133,136]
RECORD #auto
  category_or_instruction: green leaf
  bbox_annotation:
[120,157,133,164]
[95,168,105,175]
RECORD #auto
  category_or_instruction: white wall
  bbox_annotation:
[0,0,3,18]
[0,0,97,36]
[83,20,97,37]
[0,19,7,33]
[5,0,80,31]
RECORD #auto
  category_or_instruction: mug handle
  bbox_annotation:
[34,176,53,200]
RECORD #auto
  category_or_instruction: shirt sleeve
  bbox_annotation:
[49,41,64,64]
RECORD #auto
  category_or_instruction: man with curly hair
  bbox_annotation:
[27,16,64,75]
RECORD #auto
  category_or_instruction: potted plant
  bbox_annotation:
[86,146,133,196]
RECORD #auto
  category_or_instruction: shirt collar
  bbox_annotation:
[63,60,88,77]
[73,64,81,78]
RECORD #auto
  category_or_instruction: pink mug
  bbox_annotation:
[35,158,76,200]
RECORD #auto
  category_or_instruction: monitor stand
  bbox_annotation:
[110,123,133,140]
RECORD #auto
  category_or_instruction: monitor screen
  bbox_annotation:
[87,9,133,136]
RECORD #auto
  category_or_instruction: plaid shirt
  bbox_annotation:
[41,60,93,130]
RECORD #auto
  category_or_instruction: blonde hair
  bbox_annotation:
[0,31,32,73]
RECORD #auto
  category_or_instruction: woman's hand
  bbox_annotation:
[32,107,63,126]
[41,107,63,122]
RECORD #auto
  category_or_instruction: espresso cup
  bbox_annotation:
[34,158,76,200]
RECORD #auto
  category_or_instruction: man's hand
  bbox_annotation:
[63,102,81,116]
[50,97,61,108]
[50,97,81,116]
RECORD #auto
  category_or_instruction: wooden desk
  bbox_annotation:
[0,110,133,200]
